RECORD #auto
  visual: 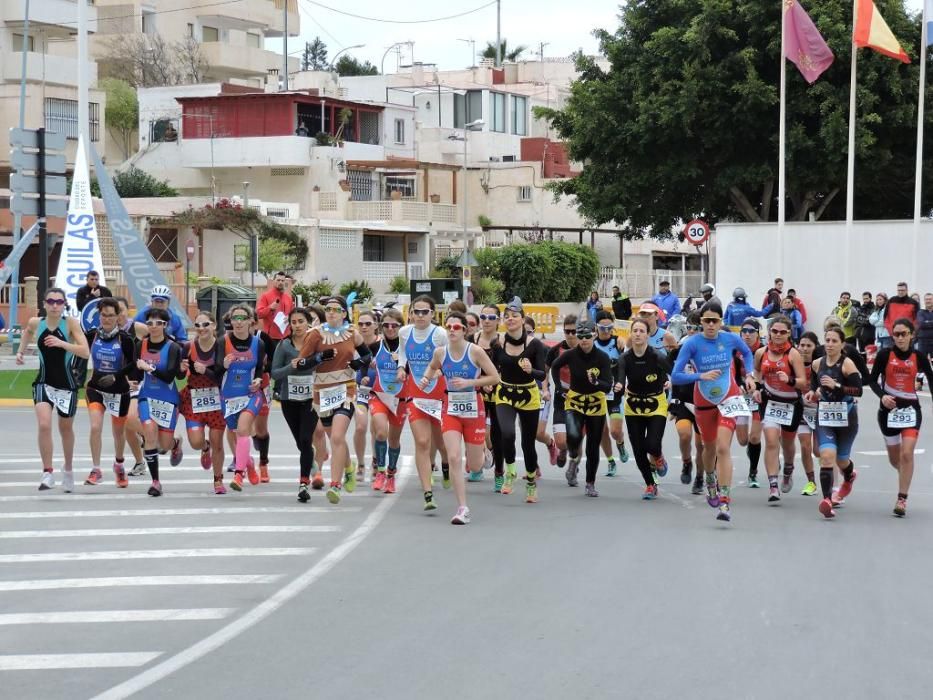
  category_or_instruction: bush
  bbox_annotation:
[497,244,556,302]
[295,280,333,306]
[473,246,501,279]
[339,279,374,305]
[493,242,600,303]
[471,277,504,305]
[388,275,408,294]
[433,255,460,277]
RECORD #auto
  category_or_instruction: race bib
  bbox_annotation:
[319,383,348,413]
[448,391,478,418]
[887,406,917,429]
[763,400,794,426]
[356,385,372,405]
[818,401,848,428]
[263,384,272,405]
[718,395,751,420]
[101,392,124,417]
[191,387,221,414]
[412,397,443,421]
[287,375,314,402]
[803,406,817,430]
[148,398,174,429]
[745,395,759,412]
[606,390,615,402]
[223,395,250,418]
[44,386,74,415]
[376,391,400,415]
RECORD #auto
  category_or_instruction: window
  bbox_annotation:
[11,33,35,52]
[233,244,249,271]
[382,175,416,200]
[517,186,532,202]
[490,93,506,133]
[511,95,527,136]
[202,26,219,42]
[141,10,156,35]
[453,90,483,128]
[408,240,418,255]
[363,234,386,262]
[246,33,261,48]
[393,118,405,144]
[187,23,194,37]
[147,228,178,263]
[45,98,100,141]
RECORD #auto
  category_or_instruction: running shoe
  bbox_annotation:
[680,461,693,485]
[62,470,75,493]
[467,470,483,483]
[705,476,720,508]
[832,471,857,506]
[38,470,54,491]
[423,491,437,511]
[893,497,907,518]
[169,438,183,467]
[373,470,387,491]
[800,481,818,497]
[327,485,342,504]
[585,482,599,498]
[768,485,781,504]
[226,459,236,474]
[230,471,244,491]
[483,449,494,470]
[311,471,324,490]
[128,462,146,477]
[654,455,669,478]
[246,459,259,486]
[113,462,128,488]
[565,457,580,487]
[84,467,103,486]
[618,443,630,463]
[525,479,538,503]
[781,471,793,494]
[384,474,397,494]
[200,447,212,470]
[297,483,311,503]
[494,475,504,493]
[344,464,357,493]
[716,502,732,522]
[818,498,836,519]
[356,461,365,481]
[691,477,703,496]
[747,472,760,489]
[451,506,471,525]
[642,484,658,500]
[556,448,567,469]
[606,459,617,478]
[147,479,162,497]
[442,464,451,488]
[502,463,517,495]
[259,463,270,484]
[548,439,559,466]
[214,479,227,495]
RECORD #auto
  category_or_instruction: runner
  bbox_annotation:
[82,298,136,488]
[735,319,764,488]
[115,297,147,476]
[634,302,676,355]
[526,313,557,471]
[544,314,580,470]
[368,308,407,494]
[795,332,821,496]
[494,297,548,502]
[593,311,630,477]
[135,307,185,497]
[250,317,277,484]
[752,315,807,504]
[548,319,612,496]
[667,312,705,494]
[671,302,757,523]
[419,311,500,522]
[805,327,863,519]
[177,311,228,494]
[867,319,933,517]
[619,318,672,500]
[299,295,371,505]
[352,310,379,482]
[16,288,90,492]
[473,304,504,489]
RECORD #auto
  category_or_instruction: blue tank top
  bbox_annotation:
[406,326,439,392]
[138,339,179,403]
[91,333,124,375]
[594,336,621,365]
[441,344,481,384]
[221,334,260,399]
[373,340,403,395]
[648,327,668,356]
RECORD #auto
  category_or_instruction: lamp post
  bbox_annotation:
[451,119,484,295]
[457,38,476,68]
[185,239,195,314]
[381,41,413,75]
[330,44,365,73]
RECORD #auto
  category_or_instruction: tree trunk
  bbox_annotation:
[730,186,762,222]
[812,188,840,221]
[759,179,773,222]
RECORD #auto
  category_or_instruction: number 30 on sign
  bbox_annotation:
[684,219,710,246]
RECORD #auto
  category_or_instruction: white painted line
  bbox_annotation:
[0,506,359,519]
[0,608,235,625]
[857,449,925,456]
[0,652,160,671]
[0,453,364,465]
[0,493,369,503]
[658,489,695,510]
[0,574,282,592]
[0,525,339,539]
[0,548,315,564]
[0,479,297,489]
[91,467,410,700]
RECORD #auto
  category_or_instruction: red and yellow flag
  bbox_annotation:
[853,0,910,63]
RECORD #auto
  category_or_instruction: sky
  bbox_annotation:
[283,0,622,72]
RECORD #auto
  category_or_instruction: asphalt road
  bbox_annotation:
[1,391,932,700]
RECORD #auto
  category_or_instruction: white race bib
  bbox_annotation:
[148,398,174,429]
[191,387,221,414]
[356,385,372,405]
[412,398,443,421]
[763,400,795,427]
[448,391,478,418]
[887,406,917,429]
[319,384,348,413]
[44,386,74,415]
[745,395,759,412]
[223,395,251,418]
[100,392,124,417]
[287,375,314,402]
[803,406,817,430]
[263,384,272,405]
[718,395,751,420]
[375,391,401,415]
[818,401,848,428]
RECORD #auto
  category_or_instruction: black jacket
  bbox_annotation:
[76,284,114,310]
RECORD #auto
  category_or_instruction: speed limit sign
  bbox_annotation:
[684,219,710,246]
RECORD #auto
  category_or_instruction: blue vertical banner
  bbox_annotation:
[0,223,39,286]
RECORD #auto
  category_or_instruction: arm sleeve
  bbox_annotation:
[616,353,628,392]
[671,341,699,385]
[528,339,547,381]
[150,343,182,384]
[810,363,820,391]
[594,352,613,392]
[213,338,228,383]
[349,341,373,370]
[120,334,137,377]
[867,349,888,399]
[254,342,267,380]
[843,366,863,397]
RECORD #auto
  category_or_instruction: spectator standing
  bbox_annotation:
[917,293,933,358]
[256,271,295,344]
[854,292,876,357]
[611,285,632,321]
[762,277,784,311]
[724,287,773,327]
[869,293,891,350]
[832,292,858,344]
[75,270,113,311]
[650,280,681,328]
[779,297,804,343]
[883,282,919,334]
[786,288,807,324]
[585,291,602,323]
[132,285,188,341]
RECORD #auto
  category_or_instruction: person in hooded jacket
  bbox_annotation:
[724,288,774,327]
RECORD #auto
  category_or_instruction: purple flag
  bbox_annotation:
[784,0,834,84]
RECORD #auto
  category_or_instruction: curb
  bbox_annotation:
[0,399,34,407]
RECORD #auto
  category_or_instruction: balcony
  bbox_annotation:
[0,0,96,32]
[0,51,97,87]
[178,136,384,168]
[321,196,460,227]
[199,42,298,79]
[198,0,299,37]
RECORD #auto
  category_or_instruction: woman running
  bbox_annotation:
[667,312,705,494]
[619,318,672,500]
[735,319,764,488]
[251,319,277,484]
[82,297,137,489]
[495,297,548,502]
[420,311,500,522]
[115,297,147,477]
[352,310,379,482]
[544,314,580,470]
[306,304,329,488]
[299,295,371,504]
[368,308,407,494]
[752,315,807,504]
[594,311,630,477]
[795,332,821,496]
[672,302,756,523]
[17,287,90,492]
[805,327,863,519]
[868,319,933,517]
[549,319,612,496]
[473,305,504,490]
[178,311,228,494]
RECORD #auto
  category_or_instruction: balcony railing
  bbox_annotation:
[340,199,459,226]
[362,261,406,281]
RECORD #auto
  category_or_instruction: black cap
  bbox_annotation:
[505,296,524,314]
[576,319,596,335]
[659,280,670,286]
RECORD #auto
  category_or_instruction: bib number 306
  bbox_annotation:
[448,391,478,418]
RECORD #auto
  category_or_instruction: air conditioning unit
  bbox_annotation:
[502,155,515,162]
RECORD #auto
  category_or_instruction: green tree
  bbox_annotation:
[100,78,138,160]
[257,238,293,275]
[535,0,932,239]
[482,39,528,62]
[334,55,379,76]
[301,37,329,71]
[73,167,177,198]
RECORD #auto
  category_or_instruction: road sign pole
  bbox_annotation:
[37,127,48,311]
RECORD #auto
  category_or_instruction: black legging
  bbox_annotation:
[565,411,605,484]
[280,400,318,480]
[626,414,667,486]
[496,403,539,477]
[485,395,505,477]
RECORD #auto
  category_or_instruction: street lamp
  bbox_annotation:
[330,44,365,72]
[381,41,413,75]
[457,38,476,68]
[448,118,484,294]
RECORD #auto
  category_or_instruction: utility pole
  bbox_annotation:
[538,42,549,61]
[495,0,501,67]
[282,0,288,90]
[10,0,31,330]
[78,0,88,152]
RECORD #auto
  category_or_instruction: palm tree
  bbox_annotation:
[481,39,527,62]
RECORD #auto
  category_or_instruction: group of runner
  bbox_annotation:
[15,281,933,525]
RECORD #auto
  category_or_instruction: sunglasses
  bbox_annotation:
[686,325,702,332]
[741,328,758,334]
[770,329,790,335]
[193,322,212,329]
[467,321,478,326]
[597,325,614,332]
[446,323,465,332]
[892,331,910,338]
[479,314,499,321]
[576,332,594,340]
[146,320,167,327]
[323,306,344,314]
[382,322,400,329]
[358,321,374,327]
[564,328,577,335]
[230,315,250,322]
[45,298,66,306]
[411,308,432,316]
[701,317,722,324]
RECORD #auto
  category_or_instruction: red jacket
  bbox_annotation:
[256,288,295,339]
[883,295,919,335]
[793,297,807,324]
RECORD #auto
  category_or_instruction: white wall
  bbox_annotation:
[716,220,933,329]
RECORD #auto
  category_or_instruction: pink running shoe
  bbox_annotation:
[200,447,212,470]
[548,439,559,466]
[373,470,387,491]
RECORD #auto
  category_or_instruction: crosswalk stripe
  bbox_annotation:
[0,491,397,502]
[0,506,360,519]
[0,574,282,591]
[0,525,340,539]
[0,653,160,670]
[0,609,236,625]
[0,548,315,563]
[0,453,371,465]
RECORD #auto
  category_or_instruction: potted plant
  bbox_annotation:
[430,194,441,203]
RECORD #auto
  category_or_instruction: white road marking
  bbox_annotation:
[91,468,410,700]
[0,492,371,503]
[0,653,160,671]
[0,525,339,539]
[0,609,235,625]
[857,449,925,456]
[0,453,368,465]
[658,489,695,510]
[0,574,282,592]
[0,506,359,519]
[0,548,315,564]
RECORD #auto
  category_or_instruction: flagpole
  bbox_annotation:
[845,4,858,293]
[778,0,787,280]
[912,5,927,288]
